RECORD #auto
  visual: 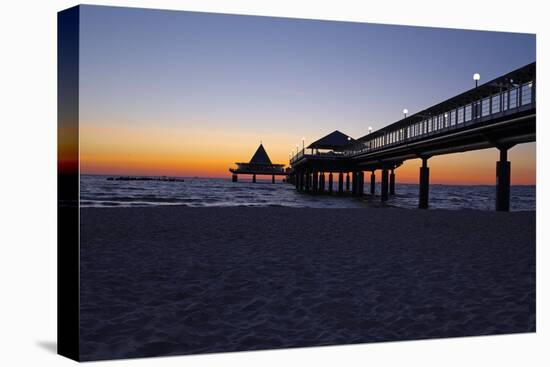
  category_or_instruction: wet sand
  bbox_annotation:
[79,207,535,361]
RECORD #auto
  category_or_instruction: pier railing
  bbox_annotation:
[346,81,535,157]
[290,79,535,164]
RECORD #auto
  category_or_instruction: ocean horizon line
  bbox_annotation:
[79,173,535,187]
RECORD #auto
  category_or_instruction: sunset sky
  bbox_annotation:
[78,5,536,184]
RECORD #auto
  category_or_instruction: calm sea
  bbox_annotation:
[80,175,535,211]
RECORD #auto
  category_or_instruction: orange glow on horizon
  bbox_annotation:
[78,123,535,184]
[79,124,296,178]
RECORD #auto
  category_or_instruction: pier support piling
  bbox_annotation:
[252,174,256,183]
[319,172,325,193]
[496,147,511,211]
[272,174,275,184]
[351,172,357,196]
[370,171,376,195]
[338,172,344,194]
[305,171,311,193]
[312,171,319,194]
[381,168,389,201]
[358,171,364,196]
[328,172,333,194]
[232,174,238,182]
[346,173,350,193]
[390,169,396,195]
[419,157,430,209]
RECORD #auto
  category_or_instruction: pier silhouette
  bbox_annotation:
[289,62,536,211]
[230,144,289,183]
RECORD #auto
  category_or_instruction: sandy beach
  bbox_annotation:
[79,207,535,361]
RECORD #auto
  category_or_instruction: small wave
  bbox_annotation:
[80,177,535,211]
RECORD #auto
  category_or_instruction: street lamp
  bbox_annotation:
[301,137,305,152]
[368,126,373,134]
[473,73,480,87]
[403,108,408,118]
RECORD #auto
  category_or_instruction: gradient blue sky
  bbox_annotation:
[79,5,536,182]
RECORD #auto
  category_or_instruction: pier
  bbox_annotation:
[290,62,536,211]
[230,144,289,183]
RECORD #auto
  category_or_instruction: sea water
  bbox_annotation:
[80,175,535,211]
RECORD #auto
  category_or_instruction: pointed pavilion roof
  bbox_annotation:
[249,144,272,165]
[307,130,355,150]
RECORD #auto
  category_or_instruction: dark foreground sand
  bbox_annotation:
[79,207,535,361]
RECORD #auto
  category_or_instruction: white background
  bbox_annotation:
[0,0,547,365]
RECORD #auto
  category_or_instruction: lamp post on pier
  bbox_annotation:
[473,73,480,88]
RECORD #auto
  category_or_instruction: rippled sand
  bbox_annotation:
[79,207,535,361]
